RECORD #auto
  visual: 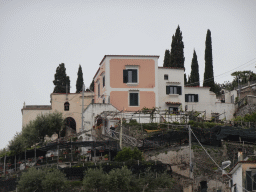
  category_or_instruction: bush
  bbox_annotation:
[83,167,108,192]
[18,167,68,192]
[115,147,143,162]
[107,166,133,192]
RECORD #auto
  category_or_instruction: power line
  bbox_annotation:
[186,58,256,87]
[190,127,250,192]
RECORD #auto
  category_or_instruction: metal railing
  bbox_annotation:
[104,128,143,147]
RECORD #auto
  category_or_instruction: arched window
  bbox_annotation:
[64,102,70,111]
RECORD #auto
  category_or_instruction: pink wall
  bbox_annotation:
[110,91,155,111]
[110,59,155,88]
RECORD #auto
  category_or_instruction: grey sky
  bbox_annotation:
[0,0,256,149]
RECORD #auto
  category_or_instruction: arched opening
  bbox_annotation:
[64,102,70,111]
[64,117,76,132]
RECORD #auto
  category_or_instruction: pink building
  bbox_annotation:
[93,55,159,111]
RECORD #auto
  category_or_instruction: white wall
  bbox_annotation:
[232,166,242,192]
[184,87,235,120]
[225,90,237,103]
[83,103,119,133]
[158,68,185,111]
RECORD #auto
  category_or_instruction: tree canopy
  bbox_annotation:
[203,29,214,92]
[163,49,171,67]
[76,65,84,93]
[189,50,200,86]
[170,25,185,68]
[53,63,70,93]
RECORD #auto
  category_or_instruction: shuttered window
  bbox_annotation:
[123,69,138,83]
[185,94,199,102]
[103,76,105,87]
[98,83,100,97]
[130,93,138,106]
[166,86,182,95]
[246,171,252,191]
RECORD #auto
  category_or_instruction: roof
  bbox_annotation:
[22,105,52,110]
[185,86,210,88]
[158,67,185,70]
[93,55,160,80]
[229,161,256,174]
[165,102,182,105]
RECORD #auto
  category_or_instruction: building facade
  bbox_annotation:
[93,55,159,111]
[22,92,94,133]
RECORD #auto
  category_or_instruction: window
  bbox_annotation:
[169,107,178,114]
[164,74,168,80]
[103,76,105,87]
[129,92,139,106]
[166,86,182,95]
[98,83,100,97]
[185,94,199,102]
[64,102,70,111]
[231,95,234,103]
[123,69,138,83]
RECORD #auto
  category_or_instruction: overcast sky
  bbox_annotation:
[0,0,256,150]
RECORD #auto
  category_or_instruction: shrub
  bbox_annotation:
[83,167,108,192]
[107,166,133,192]
[18,167,68,192]
[115,147,143,162]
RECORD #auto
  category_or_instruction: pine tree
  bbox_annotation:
[53,63,70,93]
[163,49,171,67]
[189,50,200,86]
[203,29,214,92]
[170,25,185,68]
[76,65,84,93]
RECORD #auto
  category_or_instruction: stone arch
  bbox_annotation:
[64,117,76,132]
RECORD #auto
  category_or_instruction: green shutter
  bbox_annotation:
[130,93,138,106]
[166,86,170,95]
[178,86,182,95]
[246,171,252,191]
[194,94,198,102]
[185,94,188,102]
[123,70,128,83]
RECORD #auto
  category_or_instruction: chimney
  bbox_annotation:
[238,148,243,161]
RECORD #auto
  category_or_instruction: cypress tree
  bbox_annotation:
[203,29,214,92]
[89,80,94,92]
[163,49,171,67]
[184,73,187,85]
[170,25,185,68]
[53,63,70,93]
[76,65,84,93]
[189,50,200,86]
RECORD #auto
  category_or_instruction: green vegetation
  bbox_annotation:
[18,167,68,192]
[203,29,215,92]
[0,112,64,158]
[170,25,185,68]
[76,64,84,93]
[188,50,199,86]
[233,112,256,122]
[163,49,171,67]
[82,166,173,192]
[115,147,143,162]
[53,63,70,93]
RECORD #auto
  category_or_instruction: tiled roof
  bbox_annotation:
[165,102,182,105]
[22,105,52,110]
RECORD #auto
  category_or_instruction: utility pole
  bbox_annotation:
[82,84,85,131]
[188,125,193,179]
[66,84,68,101]
[120,110,123,149]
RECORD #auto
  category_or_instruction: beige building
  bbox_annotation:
[21,92,94,133]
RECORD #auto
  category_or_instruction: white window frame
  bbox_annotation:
[125,65,139,85]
